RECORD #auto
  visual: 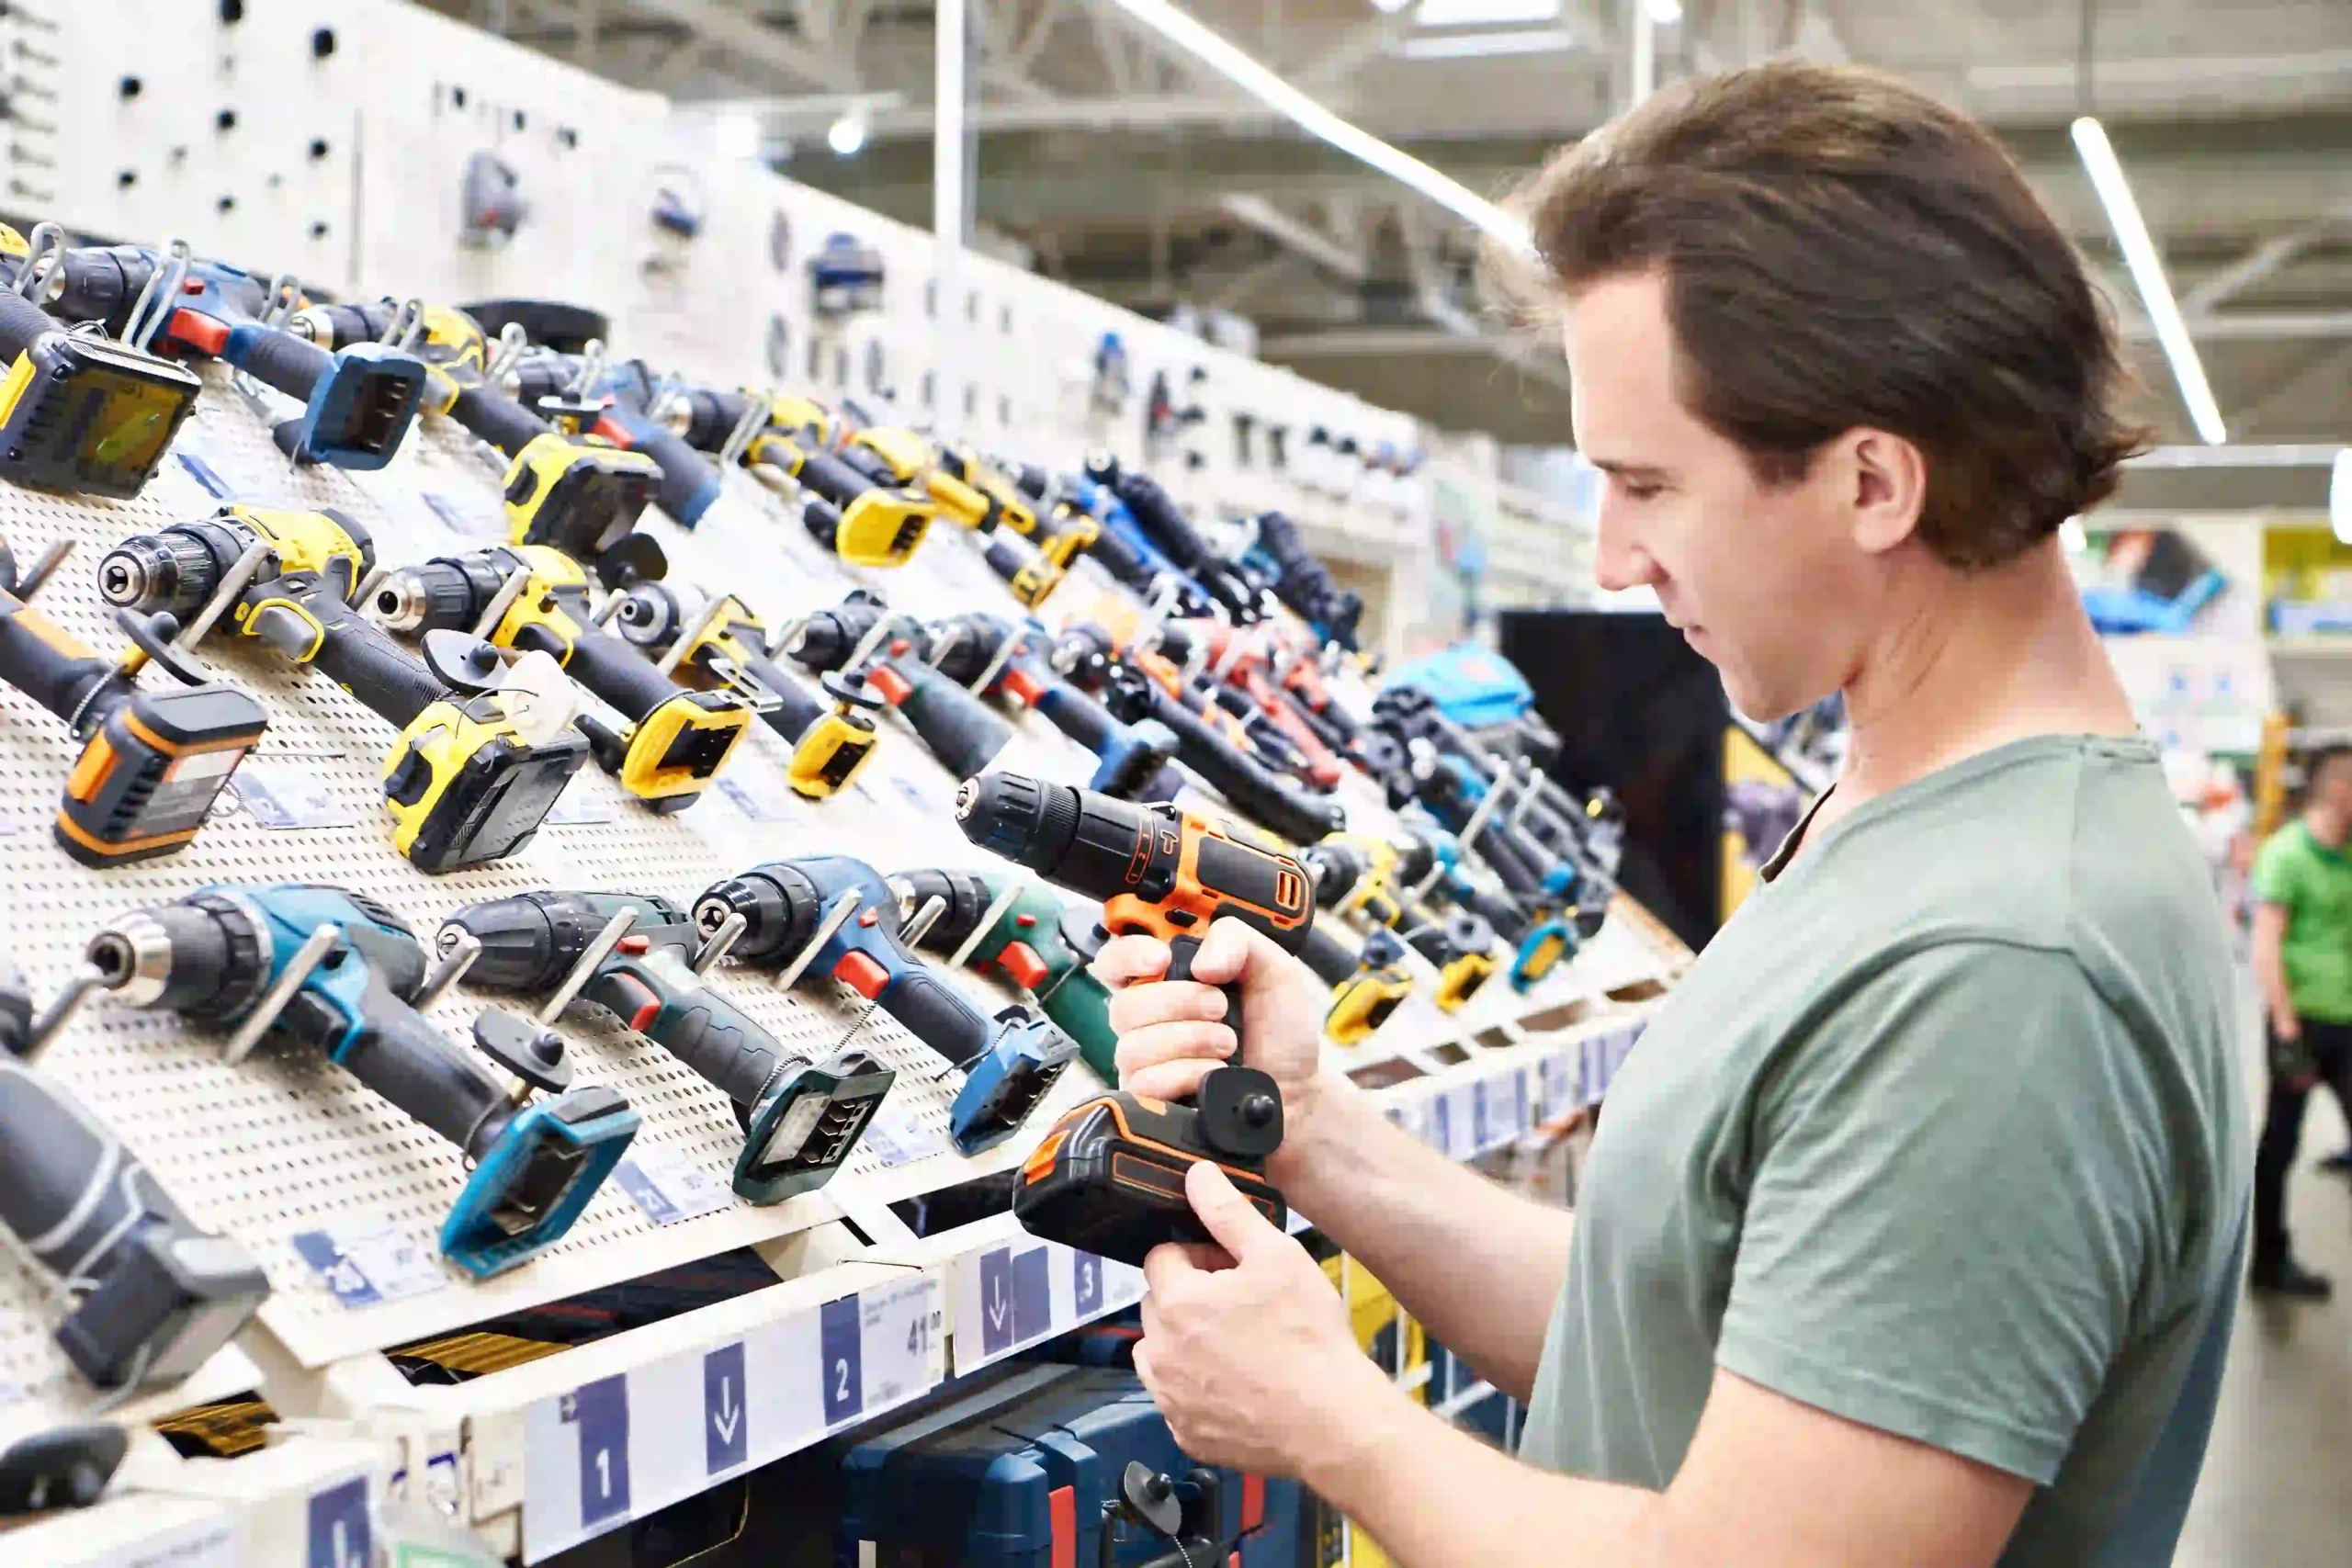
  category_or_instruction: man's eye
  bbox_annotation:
[1620,479,1663,501]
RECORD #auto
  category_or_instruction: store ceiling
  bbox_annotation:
[444,0,2352,457]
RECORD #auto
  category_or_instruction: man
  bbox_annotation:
[2248,745,2352,1298]
[1094,63,2247,1568]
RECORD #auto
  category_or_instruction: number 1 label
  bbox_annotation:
[568,1376,632,1529]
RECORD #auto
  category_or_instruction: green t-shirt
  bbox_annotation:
[1521,735,2248,1566]
[2249,818,2352,1023]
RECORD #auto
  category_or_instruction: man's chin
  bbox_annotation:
[1720,671,1823,727]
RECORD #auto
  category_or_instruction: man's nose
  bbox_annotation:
[1592,502,1657,593]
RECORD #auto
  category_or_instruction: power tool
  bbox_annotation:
[98,507,590,871]
[934,441,1102,572]
[836,427,1066,601]
[0,954,270,1395]
[368,543,754,812]
[1098,660,1344,847]
[610,578,882,799]
[1301,838,1498,1012]
[1391,824,1577,992]
[954,775,1315,1266]
[40,244,426,468]
[0,223,202,498]
[891,868,1121,1083]
[0,535,265,864]
[1182,620,1345,789]
[85,886,641,1277]
[691,858,1076,1155]
[439,891,895,1202]
[1084,457,1258,620]
[922,613,1183,802]
[1323,927,1415,1045]
[289,298,662,567]
[0,1425,129,1517]
[1011,466,1182,599]
[768,592,1014,780]
[744,421,936,568]
[579,359,725,528]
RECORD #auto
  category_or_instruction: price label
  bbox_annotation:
[819,1294,863,1425]
[860,1277,938,1406]
[307,1478,372,1568]
[230,761,356,829]
[863,1110,953,1168]
[1541,1049,1576,1119]
[542,784,619,826]
[565,1377,632,1529]
[714,773,799,824]
[613,1146,733,1227]
[291,1225,447,1309]
[1426,1093,1452,1154]
[1448,1085,1480,1158]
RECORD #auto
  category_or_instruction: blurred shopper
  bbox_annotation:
[2249,746,2352,1297]
[1094,62,2247,1568]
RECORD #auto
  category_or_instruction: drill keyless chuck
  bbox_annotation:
[953,773,1080,872]
[369,573,432,633]
[84,911,178,1007]
[96,533,215,615]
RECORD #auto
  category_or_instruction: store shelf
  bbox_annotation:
[2267,634,2352,660]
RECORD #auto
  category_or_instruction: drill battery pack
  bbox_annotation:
[837,1364,1302,1568]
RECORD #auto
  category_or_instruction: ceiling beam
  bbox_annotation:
[621,0,843,90]
[1216,195,1367,281]
[2179,215,2352,316]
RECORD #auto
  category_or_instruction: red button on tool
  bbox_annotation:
[1014,912,1036,928]
[865,664,912,705]
[616,935,650,953]
[999,942,1050,990]
[834,951,889,998]
[1002,667,1046,706]
[857,908,879,927]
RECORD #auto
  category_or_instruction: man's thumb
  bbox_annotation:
[1185,1159,1281,1259]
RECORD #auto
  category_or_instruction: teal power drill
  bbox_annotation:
[436,890,897,1203]
[84,886,640,1278]
[890,868,1120,1083]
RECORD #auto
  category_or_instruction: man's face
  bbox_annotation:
[1566,272,1883,721]
[2316,756,2352,816]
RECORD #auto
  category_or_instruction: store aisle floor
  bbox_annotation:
[2175,1026,2352,1568]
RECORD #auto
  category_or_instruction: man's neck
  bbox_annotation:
[2306,806,2351,849]
[1835,539,2137,810]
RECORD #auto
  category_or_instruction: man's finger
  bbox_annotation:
[1187,918,1261,985]
[1145,1236,1210,1297]
[1123,1059,1218,1104]
[1185,1159,1286,1262]
[1092,935,1173,989]
[1111,1021,1236,1078]
[1107,979,1229,1037]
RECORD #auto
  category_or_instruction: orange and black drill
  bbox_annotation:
[954,773,1314,1267]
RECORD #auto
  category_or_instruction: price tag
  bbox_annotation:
[566,1376,632,1529]
[291,1225,447,1309]
[1541,1048,1577,1118]
[1470,1080,1492,1152]
[1448,1085,1480,1158]
[229,761,356,829]
[613,1146,733,1226]
[714,772,799,824]
[819,1294,863,1425]
[860,1277,938,1406]
[542,785,619,826]
[307,1478,372,1568]
[173,423,300,505]
[863,1110,953,1168]
[1425,1093,1452,1154]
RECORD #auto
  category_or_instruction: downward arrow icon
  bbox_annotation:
[714,1378,741,1444]
[989,1278,1009,1331]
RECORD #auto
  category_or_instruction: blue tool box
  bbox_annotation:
[838,1363,1299,1568]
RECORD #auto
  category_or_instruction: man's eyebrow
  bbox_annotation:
[1586,457,1669,480]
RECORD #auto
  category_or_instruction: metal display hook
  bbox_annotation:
[120,237,192,353]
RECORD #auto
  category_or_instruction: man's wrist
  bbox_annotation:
[1271,1067,1360,1200]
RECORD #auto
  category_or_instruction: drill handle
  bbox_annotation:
[336,990,509,1160]
[0,288,55,365]
[789,445,876,510]
[560,620,690,727]
[1164,934,1249,1071]
[580,963,785,1109]
[223,327,335,406]
[297,583,446,729]
[1296,921,1362,988]
[0,587,118,728]
[594,405,721,527]
[875,655,1012,780]
[447,378,552,460]
[863,949,994,1072]
[741,651,825,741]
[0,1059,181,1281]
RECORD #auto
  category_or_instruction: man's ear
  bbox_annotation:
[1845,429,1928,555]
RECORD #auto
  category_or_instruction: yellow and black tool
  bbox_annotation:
[0,223,203,500]
[760,428,934,568]
[97,506,589,870]
[1304,836,1498,1013]
[369,544,752,813]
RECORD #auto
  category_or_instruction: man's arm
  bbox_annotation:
[1284,1071,1572,1402]
[2251,901,2300,1044]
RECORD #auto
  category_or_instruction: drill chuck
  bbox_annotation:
[96,530,220,617]
[86,897,268,1021]
[954,773,1082,875]
[691,866,817,964]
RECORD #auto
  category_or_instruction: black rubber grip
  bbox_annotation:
[337,990,510,1158]
[1297,922,1361,987]
[1165,933,1248,1070]
[0,1060,193,1280]
[0,288,54,364]
[630,421,719,525]
[876,961,993,1070]
[1110,470,1217,573]
[447,379,550,459]
[1030,682,1185,802]
[792,446,875,509]
[300,582,446,728]
[883,654,1012,779]
[0,589,110,725]
[1109,674,1342,845]
[557,624,685,725]
[582,964,781,1108]
[230,329,334,405]
[681,389,754,453]
[1077,520,1155,592]
[745,653,823,741]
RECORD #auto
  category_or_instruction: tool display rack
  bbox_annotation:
[0,3,1690,1562]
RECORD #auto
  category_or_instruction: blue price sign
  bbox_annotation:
[1012,1248,1051,1341]
[1430,1095,1453,1152]
[306,1478,370,1568]
[821,1294,864,1424]
[1073,1252,1103,1317]
[568,1376,632,1529]
[978,1247,1016,1356]
[705,1342,749,1474]
[1471,1081,1491,1148]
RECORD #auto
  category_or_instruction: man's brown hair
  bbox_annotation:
[1507,62,2149,569]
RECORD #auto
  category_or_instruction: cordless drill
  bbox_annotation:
[85,886,641,1277]
[0,223,203,499]
[97,507,591,870]
[771,592,1015,780]
[954,775,1315,1266]
[40,245,426,468]
[1391,825,1577,992]
[745,419,936,568]
[1183,620,1345,790]
[580,358,726,528]
[610,578,883,799]
[922,612,1182,803]
[891,868,1121,1083]
[439,891,896,1203]
[1302,837,1499,1012]
[0,955,270,1395]
[290,299,662,566]
[691,857,1077,1156]
[0,536,266,864]
[368,543,753,812]
[938,442,1102,573]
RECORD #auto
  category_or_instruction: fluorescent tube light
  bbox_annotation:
[2072,116,2226,445]
[1645,0,1683,20]
[1415,0,1559,24]
[2333,450,2352,544]
[1101,0,1533,256]
[1395,27,1577,59]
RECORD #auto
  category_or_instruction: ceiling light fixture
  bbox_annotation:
[1394,27,1577,59]
[1414,0,1559,26]
[1645,0,1683,21]
[827,112,868,156]
[1099,0,1532,255]
[2072,115,2225,445]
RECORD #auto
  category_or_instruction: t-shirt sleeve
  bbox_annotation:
[1715,942,2166,1484]
[2251,833,2300,908]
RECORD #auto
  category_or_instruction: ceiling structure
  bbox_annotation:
[435,0,2352,470]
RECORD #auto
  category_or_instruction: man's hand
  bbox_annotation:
[1133,1161,1395,1480]
[1096,917,1332,1183]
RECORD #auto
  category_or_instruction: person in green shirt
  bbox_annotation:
[1086,62,2247,1568]
[2247,745,2352,1297]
